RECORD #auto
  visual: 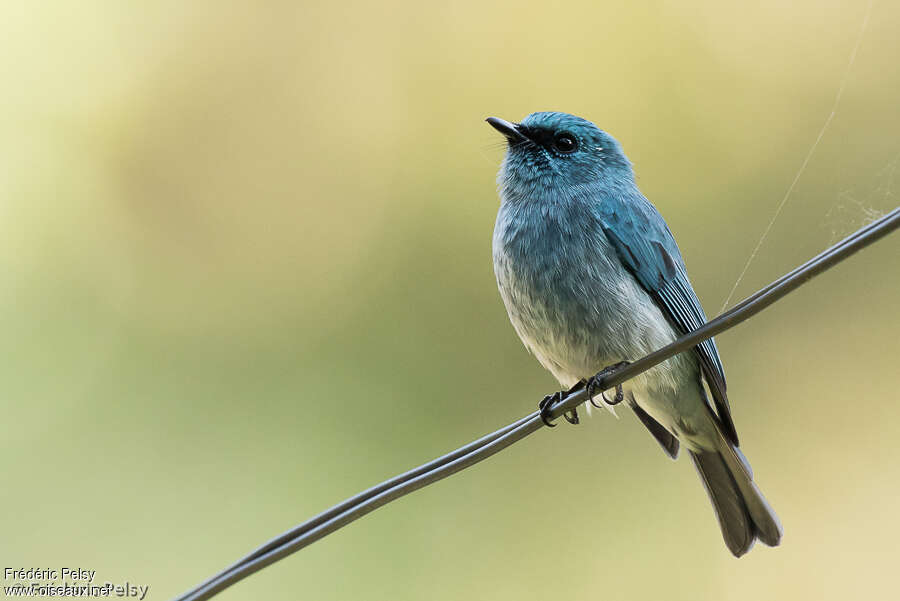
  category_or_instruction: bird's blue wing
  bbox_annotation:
[598,194,738,445]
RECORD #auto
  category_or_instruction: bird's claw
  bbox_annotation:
[601,386,624,406]
[587,361,631,408]
[539,384,582,427]
[538,392,563,427]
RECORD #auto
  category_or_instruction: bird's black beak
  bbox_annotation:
[486,117,528,142]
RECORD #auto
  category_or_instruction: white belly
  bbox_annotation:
[492,204,708,442]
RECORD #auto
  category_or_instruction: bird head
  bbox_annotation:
[487,111,633,200]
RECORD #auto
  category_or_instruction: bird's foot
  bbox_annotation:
[586,361,631,408]
[538,381,585,427]
[538,392,562,427]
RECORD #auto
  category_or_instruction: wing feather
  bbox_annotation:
[599,194,738,445]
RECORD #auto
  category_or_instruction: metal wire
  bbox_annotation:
[174,207,898,601]
[182,413,535,597]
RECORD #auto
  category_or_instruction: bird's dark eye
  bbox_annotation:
[552,133,577,154]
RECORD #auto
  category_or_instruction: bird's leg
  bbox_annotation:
[539,381,585,427]
[586,361,631,407]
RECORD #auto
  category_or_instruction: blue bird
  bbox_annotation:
[487,112,782,556]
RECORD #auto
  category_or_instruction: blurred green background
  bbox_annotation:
[2,1,898,599]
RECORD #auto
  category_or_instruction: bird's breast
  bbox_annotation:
[492,199,663,385]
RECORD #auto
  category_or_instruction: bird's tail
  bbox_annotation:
[690,435,782,557]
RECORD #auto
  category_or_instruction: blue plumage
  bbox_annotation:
[599,192,737,443]
[487,112,780,556]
